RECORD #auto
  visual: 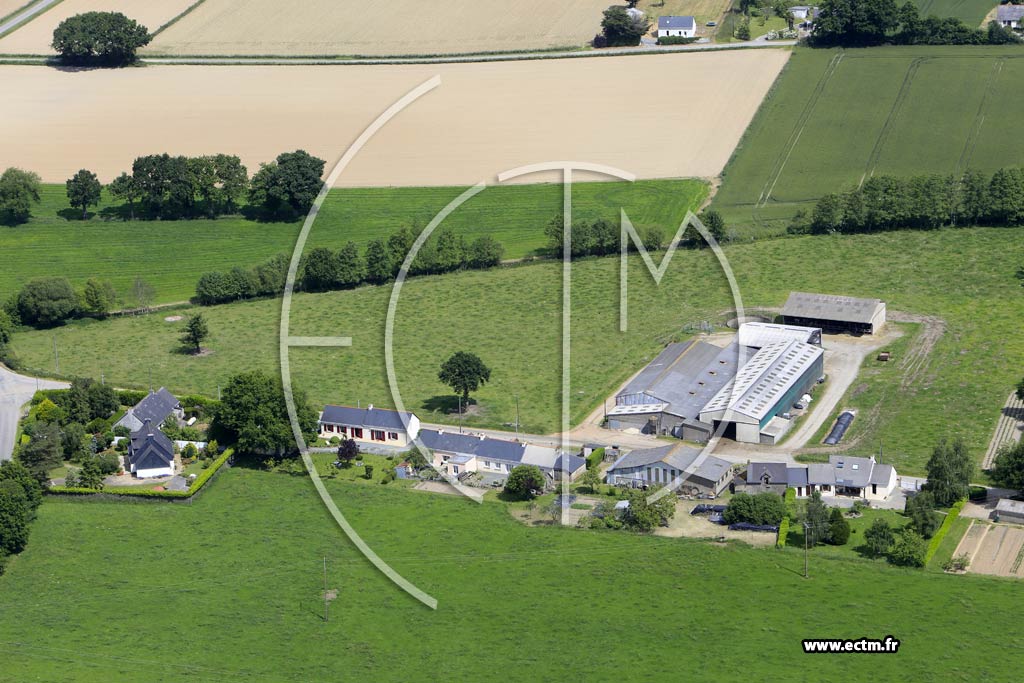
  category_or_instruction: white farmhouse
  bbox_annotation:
[318,404,420,448]
[657,16,696,39]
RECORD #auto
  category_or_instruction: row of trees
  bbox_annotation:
[4,275,155,329]
[793,169,1024,235]
[543,210,727,259]
[194,228,505,305]
[812,0,1020,46]
[4,150,324,226]
[0,461,43,575]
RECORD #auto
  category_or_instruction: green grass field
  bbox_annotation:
[0,466,1020,682]
[0,179,706,305]
[713,45,1024,235]
[12,226,1024,475]
[914,0,996,25]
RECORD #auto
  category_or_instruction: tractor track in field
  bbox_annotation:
[859,57,923,187]
[955,57,1004,177]
[983,391,1024,470]
[755,51,844,210]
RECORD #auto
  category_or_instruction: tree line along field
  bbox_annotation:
[712,45,1024,236]
[144,0,612,57]
[0,0,197,54]
[12,227,1024,475]
[0,467,1020,682]
[0,179,704,305]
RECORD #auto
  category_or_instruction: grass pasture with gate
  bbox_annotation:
[713,46,1024,236]
[0,466,1021,682]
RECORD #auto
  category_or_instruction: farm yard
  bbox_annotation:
[0,51,788,187]
[0,467,1021,682]
[952,520,1024,578]
[145,0,613,57]
[0,0,197,54]
[0,179,705,305]
[12,227,1024,475]
[712,46,1024,236]
[637,0,732,36]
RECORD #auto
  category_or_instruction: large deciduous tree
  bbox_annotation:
[51,11,151,65]
[66,169,102,219]
[16,277,79,327]
[438,351,491,405]
[81,278,118,317]
[923,437,972,506]
[503,465,546,500]
[991,439,1024,491]
[211,371,317,455]
[107,171,139,220]
[0,167,41,225]
[813,0,899,46]
[248,150,326,219]
[17,422,63,483]
[601,6,650,47]
[803,490,832,546]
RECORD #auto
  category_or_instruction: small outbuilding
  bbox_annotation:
[657,16,696,38]
[995,498,1024,524]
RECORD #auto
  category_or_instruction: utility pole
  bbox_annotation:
[323,556,329,623]
[514,395,520,441]
[458,396,463,434]
[804,522,810,579]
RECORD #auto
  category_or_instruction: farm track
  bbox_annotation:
[755,51,843,209]
[982,391,1024,470]
[859,57,923,187]
[955,57,1004,176]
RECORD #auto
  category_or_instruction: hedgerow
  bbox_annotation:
[924,500,965,566]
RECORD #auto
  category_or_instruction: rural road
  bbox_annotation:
[0,364,67,461]
[0,0,59,38]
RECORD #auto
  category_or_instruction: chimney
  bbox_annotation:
[368,404,374,411]
[144,418,153,437]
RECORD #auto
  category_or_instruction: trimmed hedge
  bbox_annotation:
[657,36,699,45]
[784,487,796,506]
[776,516,790,549]
[924,500,965,566]
[586,448,606,470]
[47,448,233,500]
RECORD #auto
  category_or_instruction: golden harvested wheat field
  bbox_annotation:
[147,0,613,56]
[0,0,196,54]
[0,51,789,187]
[0,0,30,21]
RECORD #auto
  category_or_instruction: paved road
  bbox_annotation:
[0,0,59,38]
[0,365,67,461]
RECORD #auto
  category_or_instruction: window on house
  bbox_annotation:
[371,430,385,441]
[324,424,334,432]
[484,461,492,469]
[388,432,399,440]
[352,428,363,439]
[339,426,347,435]
[453,466,459,474]
[646,467,652,481]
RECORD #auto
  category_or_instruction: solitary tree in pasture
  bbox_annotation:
[81,278,118,317]
[180,314,209,354]
[66,169,102,219]
[438,351,491,405]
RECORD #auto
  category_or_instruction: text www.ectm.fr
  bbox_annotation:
[802,637,900,654]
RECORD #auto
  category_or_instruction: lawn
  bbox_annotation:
[11,226,1024,475]
[712,46,1024,236]
[0,466,1021,682]
[0,179,705,305]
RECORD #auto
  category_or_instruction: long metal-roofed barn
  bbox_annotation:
[608,340,752,441]
[699,339,824,444]
[781,291,885,335]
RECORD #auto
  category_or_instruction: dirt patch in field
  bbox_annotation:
[147,0,612,57]
[164,315,184,322]
[0,0,196,54]
[0,51,789,188]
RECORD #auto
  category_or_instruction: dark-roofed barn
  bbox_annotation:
[781,291,886,335]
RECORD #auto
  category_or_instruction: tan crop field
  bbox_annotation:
[0,50,789,187]
[0,0,196,54]
[0,0,31,22]
[147,0,614,57]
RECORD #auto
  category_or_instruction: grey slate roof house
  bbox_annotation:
[738,455,897,501]
[318,404,421,447]
[127,420,175,478]
[605,443,733,496]
[998,5,1024,28]
[115,388,183,433]
[418,429,585,481]
[657,15,696,37]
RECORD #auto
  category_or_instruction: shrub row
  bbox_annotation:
[656,36,698,45]
[924,500,965,566]
[586,448,605,471]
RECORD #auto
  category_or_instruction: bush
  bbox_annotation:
[504,465,546,500]
[16,277,79,327]
[968,486,987,502]
[943,552,971,572]
[585,448,605,471]
[116,390,146,407]
[657,35,699,45]
[724,492,786,525]
[776,516,790,549]
[889,527,927,567]
[828,507,851,546]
